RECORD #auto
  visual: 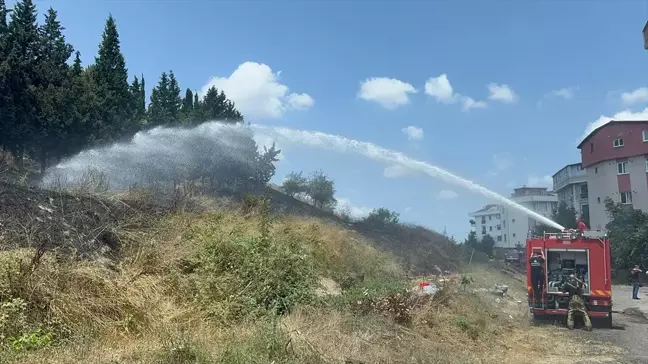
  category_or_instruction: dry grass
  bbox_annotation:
[0,193,629,364]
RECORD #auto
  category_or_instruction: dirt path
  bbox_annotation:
[573,285,648,364]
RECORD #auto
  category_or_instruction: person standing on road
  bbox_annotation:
[529,251,546,306]
[563,274,593,331]
[631,265,642,300]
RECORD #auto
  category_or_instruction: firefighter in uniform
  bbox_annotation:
[529,251,545,306]
[562,274,592,331]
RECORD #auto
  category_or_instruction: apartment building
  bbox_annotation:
[469,187,558,250]
[552,163,589,221]
[577,120,648,230]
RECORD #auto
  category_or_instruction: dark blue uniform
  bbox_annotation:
[529,255,545,301]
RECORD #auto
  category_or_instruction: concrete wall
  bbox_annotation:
[586,156,648,230]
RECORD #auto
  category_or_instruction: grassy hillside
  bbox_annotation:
[0,183,627,364]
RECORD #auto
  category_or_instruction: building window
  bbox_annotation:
[503,220,506,228]
[512,233,516,238]
[643,130,648,142]
[590,143,594,153]
[512,218,515,223]
[497,236,502,242]
[489,226,493,231]
[595,167,598,174]
[617,161,628,175]
[577,164,583,171]
[481,217,486,224]
[489,216,492,220]
[597,197,601,203]
[496,214,501,219]
[504,235,507,242]
[620,191,632,204]
[497,224,501,230]
[482,227,486,234]
[613,138,624,148]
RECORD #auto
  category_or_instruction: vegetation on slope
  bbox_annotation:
[0,184,628,364]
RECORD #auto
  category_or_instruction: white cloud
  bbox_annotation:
[460,96,487,111]
[357,77,417,109]
[383,164,414,178]
[551,87,576,100]
[537,86,578,108]
[336,197,373,219]
[527,175,552,188]
[438,189,458,200]
[201,61,313,120]
[401,126,424,141]
[424,73,487,112]
[621,87,648,106]
[287,93,315,109]
[487,83,517,103]
[580,107,648,143]
[425,74,456,104]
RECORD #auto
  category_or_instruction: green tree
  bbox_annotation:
[307,170,336,209]
[181,88,194,121]
[479,234,496,256]
[148,71,172,127]
[532,201,578,235]
[364,207,400,226]
[605,197,648,270]
[3,0,41,167]
[130,75,146,124]
[281,171,308,197]
[464,230,478,249]
[0,0,9,152]
[31,7,74,172]
[92,14,135,141]
[199,86,243,123]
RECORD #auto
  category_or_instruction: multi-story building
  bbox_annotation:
[469,187,558,251]
[552,163,589,221]
[577,120,648,231]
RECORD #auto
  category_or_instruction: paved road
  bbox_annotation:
[587,285,648,363]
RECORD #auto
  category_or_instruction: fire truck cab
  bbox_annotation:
[526,230,613,328]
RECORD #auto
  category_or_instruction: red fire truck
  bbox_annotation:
[526,230,613,328]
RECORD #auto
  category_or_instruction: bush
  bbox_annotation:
[187,215,318,323]
[333,277,422,325]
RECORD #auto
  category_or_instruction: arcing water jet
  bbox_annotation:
[249,124,565,231]
[42,121,565,231]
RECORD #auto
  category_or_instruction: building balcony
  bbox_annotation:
[553,174,587,193]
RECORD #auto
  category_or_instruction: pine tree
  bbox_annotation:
[148,71,170,127]
[32,7,74,172]
[201,86,243,123]
[71,50,82,77]
[0,0,9,151]
[130,75,145,123]
[181,88,194,122]
[93,14,134,140]
[167,70,181,123]
[4,0,40,166]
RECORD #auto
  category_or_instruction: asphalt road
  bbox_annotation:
[584,285,648,363]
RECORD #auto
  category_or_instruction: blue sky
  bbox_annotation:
[17,0,648,239]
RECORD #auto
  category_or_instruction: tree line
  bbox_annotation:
[280,169,402,226]
[0,0,277,192]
